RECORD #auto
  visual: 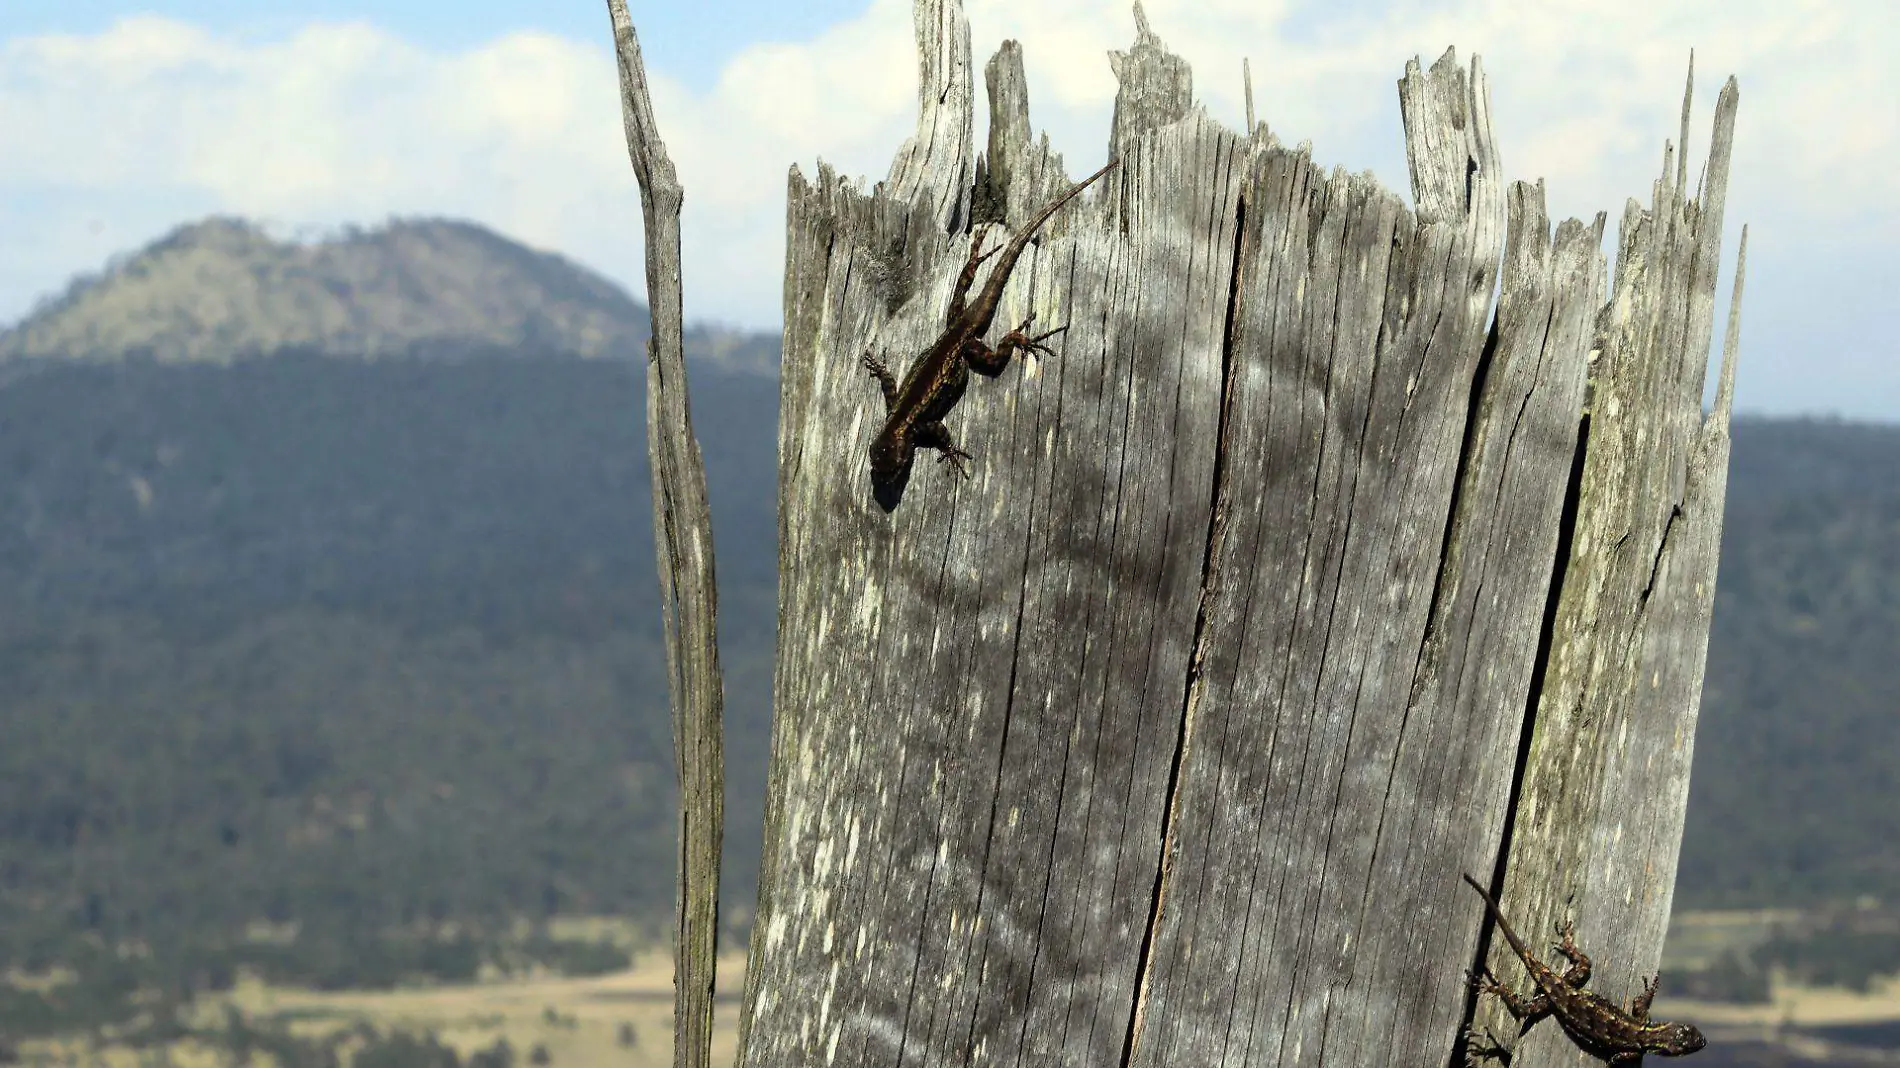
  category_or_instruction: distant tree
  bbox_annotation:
[352,1029,461,1068]
[468,1038,515,1068]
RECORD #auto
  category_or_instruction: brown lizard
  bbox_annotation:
[861,158,1117,509]
[1461,873,1705,1066]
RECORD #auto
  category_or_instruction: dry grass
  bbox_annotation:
[1665,973,1900,1028]
[18,949,747,1068]
[17,912,1900,1066]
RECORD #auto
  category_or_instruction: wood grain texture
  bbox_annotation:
[1129,48,1525,1068]
[604,7,725,1068]
[1478,64,1744,1068]
[740,2,1745,1065]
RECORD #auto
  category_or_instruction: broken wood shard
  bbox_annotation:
[604,6,725,1068]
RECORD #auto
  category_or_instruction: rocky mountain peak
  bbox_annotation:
[0,216,653,363]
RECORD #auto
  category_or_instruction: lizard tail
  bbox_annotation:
[1463,872,1534,963]
[1016,159,1118,239]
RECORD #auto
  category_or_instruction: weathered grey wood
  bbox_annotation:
[604,6,725,1068]
[884,0,977,241]
[1243,58,1255,133]
[974,43,1028,228]
[1109,2,1193,159]
[744,2,1745,1066]
[1129,47,1519,1068]
[1479,67,1743,1068]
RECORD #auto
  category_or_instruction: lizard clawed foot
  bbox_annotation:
[935,445,974,479]
[861,352,898,410]
[970,228,1001,266]
[987,314,1072,370]
[1551,917,1577,957]
[1629,973,1662,1022]
[1020,322,1070,361]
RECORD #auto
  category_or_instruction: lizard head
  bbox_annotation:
[1647,1021,1706,1056]
[868,433,913,498]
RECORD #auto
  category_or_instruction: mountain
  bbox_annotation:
[0,215,780,374]
[0,217,643,363]
[0,218,785,1011]
[0,216,1895,1018]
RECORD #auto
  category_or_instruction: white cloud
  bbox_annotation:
[950,0,1892,234]
[0,1,1894,413]
[0,15,809,331]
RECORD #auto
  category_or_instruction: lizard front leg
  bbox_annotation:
[914,420,973,478]
[967,314,1068,377]
[861,352,898,413]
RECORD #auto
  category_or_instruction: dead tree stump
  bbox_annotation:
[742,3,1746,1066]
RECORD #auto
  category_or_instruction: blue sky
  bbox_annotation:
[1,1,1894,418]
[0,1,866,89]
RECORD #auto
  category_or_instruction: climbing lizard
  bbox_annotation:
[861,158,1117,507]
[1462,873,1705,1066]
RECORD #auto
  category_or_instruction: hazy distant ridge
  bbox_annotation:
[0,216,776,369]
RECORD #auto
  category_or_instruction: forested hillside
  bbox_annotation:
[0,211,1888,1053]
[0,350,780,994]
[0,236,1897,1043]
[0,343,1893,965]
[1682,417,1900,905]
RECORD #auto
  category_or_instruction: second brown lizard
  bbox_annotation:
[1462,873,1705,1066]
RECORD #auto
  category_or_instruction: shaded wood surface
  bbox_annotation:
[745,3,1744,1066]
[605,6,725,1068]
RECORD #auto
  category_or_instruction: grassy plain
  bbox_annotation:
[18,908,1900,1066]
[18,948,746,1068]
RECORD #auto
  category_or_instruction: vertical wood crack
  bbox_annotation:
[1117,184,1250,1068]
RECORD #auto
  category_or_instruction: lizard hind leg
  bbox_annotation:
[969,314,1069,376]
[1551,918,1592,989]
[946,226,1002,326]
[1468,967,1550,1023]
